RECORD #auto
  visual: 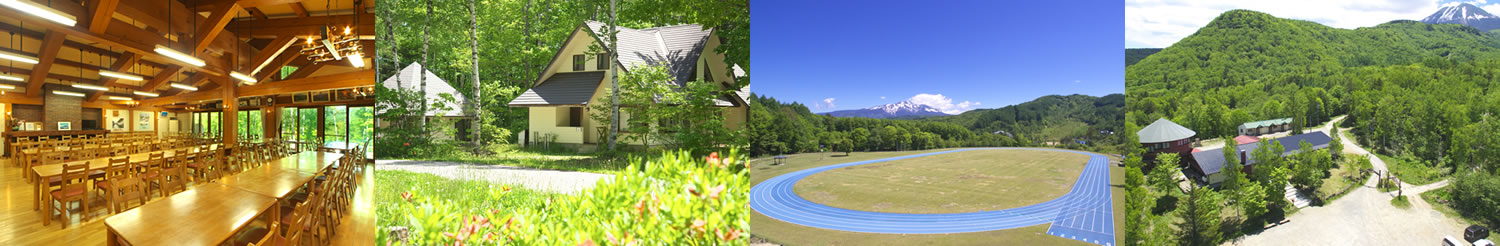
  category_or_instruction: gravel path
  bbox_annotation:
[375,160,611,194]
[1229,115,1465,245]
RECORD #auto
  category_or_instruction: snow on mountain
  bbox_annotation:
[824,100,951,119]
[1421,3,1500,31]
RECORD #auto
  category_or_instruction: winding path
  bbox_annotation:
[750,148,1116,246]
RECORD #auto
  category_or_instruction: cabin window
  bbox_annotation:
[704,59,714,82]
[567,107,583,127]
[573,55,586,71]
[597,54,609,70]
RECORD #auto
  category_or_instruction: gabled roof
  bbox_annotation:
[1233,135,1261,145]
[380,62,468,117]
[509,72,606,106]
[1240,118,1293,129]
[1138,118,1197,143]
[582,21,713,87]
[1194,132,1332,176]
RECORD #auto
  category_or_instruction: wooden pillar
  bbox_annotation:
[222,78,238,148]
[316,107,324,143]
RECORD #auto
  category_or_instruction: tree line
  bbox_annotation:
[749,93,1123,157]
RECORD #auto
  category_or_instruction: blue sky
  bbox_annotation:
[751,0,1124,114]
[1127,0,1486,48]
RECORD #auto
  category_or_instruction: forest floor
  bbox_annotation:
[1228,115,1468,245]
[748,148,1122,245]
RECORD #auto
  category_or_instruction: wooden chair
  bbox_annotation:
[102,161,146,214]
[49,162,92,227]
[92,157,130,194]
[159,158,188,196]
[138,153,165,199]
[259,193,313,246]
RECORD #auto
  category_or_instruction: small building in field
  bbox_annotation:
[1238,118,1293,136]
[1190,131,1333,185]
[377,62,474,141]
[1138,118,1196,165]
[1233,135,1260,145]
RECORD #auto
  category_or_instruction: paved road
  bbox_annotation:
[750,148,1116,246]
[375,160,610,194]
[1230,115,1463,246]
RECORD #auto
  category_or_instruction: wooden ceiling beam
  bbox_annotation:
[256,51,302,81]
[193,0,300,12]
[246,36,296,75]
[142,70,372,106]
[139,65,183,92]
[283,62,324,79]
[0,3,229,77]
[87,0,122,34]
[26,31,67,97]
[227,13,375,38]
[289,2,308,17]
[247,7,268,20]
[194,2,242,55]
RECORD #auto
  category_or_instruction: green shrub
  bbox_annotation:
[379,149,749,245]
[1452,172,1500,226]
[1391,195,1411,209]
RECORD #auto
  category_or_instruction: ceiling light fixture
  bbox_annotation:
[0,0,77,26]
[107,96,131,100]
[347,52,364,68]
[231,71,256,84]
[133,91,159,97]
[0,50,38,64]
[52,90,84,97]
[169,83,197,91]
[0,83,14,89]
[0,74,21,81]
[99,70,144,81]
[153,45,205,67]
[72,83,108,91]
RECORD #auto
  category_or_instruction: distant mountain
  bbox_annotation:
[1126,48,1162,67]
[1421,3,1500,32]
[825,100,950,119]
[919,94,1124,142]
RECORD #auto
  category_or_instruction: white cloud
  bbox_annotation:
[880,96,887,100]
[907,93,980,115]
[1075,80,1082,84]
[814,97,836,110]
[1126,0,1440,48]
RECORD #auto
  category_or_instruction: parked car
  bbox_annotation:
[1468,225,1492,242]
[1474,239,1495,246]
[1446,236,1464,246]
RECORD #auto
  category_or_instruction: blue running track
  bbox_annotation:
[750,148,1116,246]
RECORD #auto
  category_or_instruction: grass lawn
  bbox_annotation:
[792,149,1089,213]
[375,170,557,225]
[1374,153,1448,186]
[749,148,1123,245]
[1391,195,1411,209]
[1316,154,1370,202]
[406,149,629,173]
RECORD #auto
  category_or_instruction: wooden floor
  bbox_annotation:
[0,156,375,246]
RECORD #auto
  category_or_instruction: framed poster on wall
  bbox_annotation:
[57,122,71,130]
[134,111,153,131]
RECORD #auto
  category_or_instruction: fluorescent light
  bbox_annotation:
[0,0,77,26]
[72,83,108,91]
[347,53,364,68]
[0,84,14,89]
[52,90,84,97]
[169,83,197,91]
[0,50,38,64]
[132,91,158,97]
[108,96,131,100]
[0,74,21,81]
[98,71,143,81]
[230,71,256,84]
[153,45,205,67]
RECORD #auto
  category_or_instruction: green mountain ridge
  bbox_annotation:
[1126,9,1500,171]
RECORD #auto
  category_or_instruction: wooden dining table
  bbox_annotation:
[103,150,342,245]
[104,183,279,246]
[29,147,209,212]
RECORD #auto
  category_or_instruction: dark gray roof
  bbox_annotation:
[509,72,606,106]
[1194,132,1332,176]
[1138,118,1196,143]
[584,21,712,87]
[380,63,468,117]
